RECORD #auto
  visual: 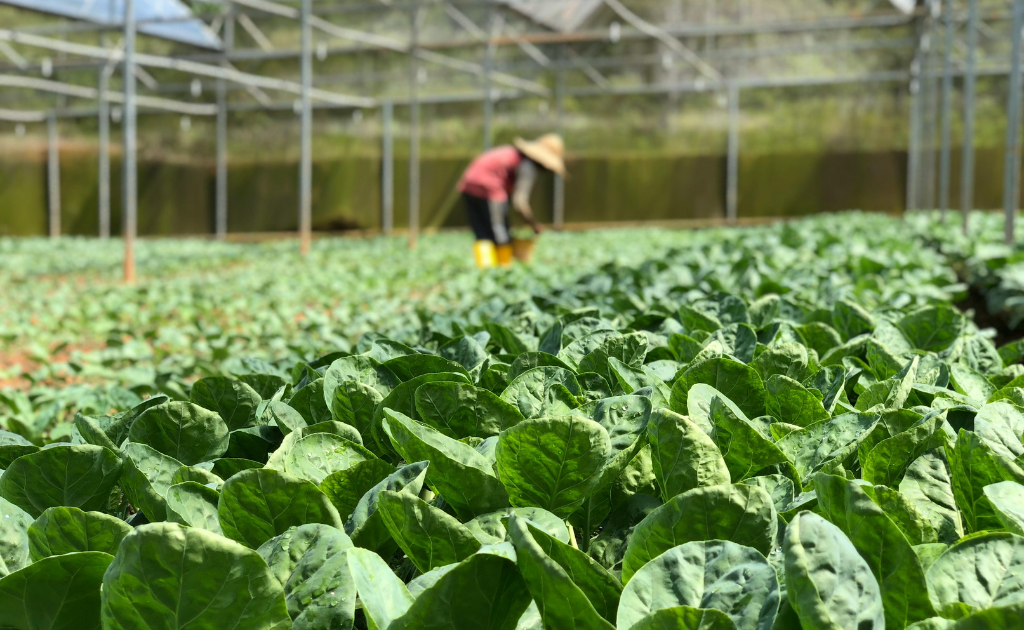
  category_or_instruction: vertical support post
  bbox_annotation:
[482,4,495,151]
[962,0,979,233]
[299,0,313,255]
[1003,0,1024,244]
[907,33,923,213]
[938,0,955,220]
[553,44,566,228]
[47,112,60,239]
[408,7,421,250]
[382,99,394,235]
[123,0,137,283]
[98,38,110,239]
[726,83,739,223]
[215,1,234,241]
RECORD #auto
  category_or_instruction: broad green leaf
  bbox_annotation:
[783,512,884,630]
[101,523,290,630]
[171,466,223,487]
[128,401,229,465]
[464,506,571,545]
[264,400,307,435]
[974,402,1024,459]
[947,429,1024,533]
[372,372,471,458]
[120,442,182,522]
[579,332,650,387]
[983,481,1024,534]
[378,490,481,572]
[496,415,610,519]
[190,376,262,431]
[257,523,355,630]
[319,459,395,522]
[439,335,491,372]
[324,355,400,397]
[288,378,332,426]
[501,367,583,420]
[671,357,767,420]
[863,415,948,487]
[897,304,964,353]
[218,468,342,549]
[415,381,525,439]
[708,397,790,482]
[164,482,223,535]
[648,409,730,502]
[739,474,795,514]
[0,431,38,466]
[832,299,875,341]
[346,547,414,629]
[390,550,532,630]
[27,507,131,560]
[225,425,282,462]
[384,353,471,381]
[329,380,382,437]
[382,409,508,519]
[0,497,30,577]
[751,342,812,384]
[507,514,616,630]
[765,375,829,428]
[345,460,428,555]
[0,551,112,630]
[617,540,779,630]
[507,352,575,383]
[776,413,878,481]
[560,331,623,372]
[900,449,964,544]
[813,473,936,628]
[926,532,1024,619]
[949,364,996,405]
[0,445,122,518]
[283,433,376,485]
[625,607,737,630]
[621,484,777,583]
[861,484,938,545]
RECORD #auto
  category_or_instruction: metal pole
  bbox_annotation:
[123,0,137,283]
[482,4,495,151]
[962,0,979,234]
[47,111,60,238]
[408,7,421,250]
[215,1,234,240]
[553,44,566,228]
[1003,0,1024,244]
[97,37,110,238]
[299,0,313,255]
[938,0,954,220]
[382,99,394,234]
[907,25,923,213]
[726,83,739,223]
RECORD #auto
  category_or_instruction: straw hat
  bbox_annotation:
[514,134,567,177]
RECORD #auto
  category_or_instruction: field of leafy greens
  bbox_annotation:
[3,212,1024,630]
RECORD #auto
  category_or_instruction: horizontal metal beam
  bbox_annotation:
[0,28,375,107]
[0,74,218,115]
[230,0,550,96]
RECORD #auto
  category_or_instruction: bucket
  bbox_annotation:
[512,237,536,263]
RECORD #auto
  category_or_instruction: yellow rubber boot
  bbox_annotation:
[473,240,497,269]
[496,244,514,267]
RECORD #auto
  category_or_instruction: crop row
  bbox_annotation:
[1,213,1024,629]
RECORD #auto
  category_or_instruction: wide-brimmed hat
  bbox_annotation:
[514,133,567,177]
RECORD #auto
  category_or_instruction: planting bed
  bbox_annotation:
[2,213,1024,630]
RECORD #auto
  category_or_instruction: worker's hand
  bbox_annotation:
[532,221,544,235]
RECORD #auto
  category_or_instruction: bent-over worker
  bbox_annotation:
[457,133,566,268]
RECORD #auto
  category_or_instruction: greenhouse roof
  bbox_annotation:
[0,0,222,49]
[502,0,604,33]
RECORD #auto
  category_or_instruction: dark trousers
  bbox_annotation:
[463,193,511,245]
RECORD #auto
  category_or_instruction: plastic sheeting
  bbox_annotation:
[1,0,222,49]
[502,0,603,32]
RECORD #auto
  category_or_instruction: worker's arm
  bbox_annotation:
[512,159,543,234]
